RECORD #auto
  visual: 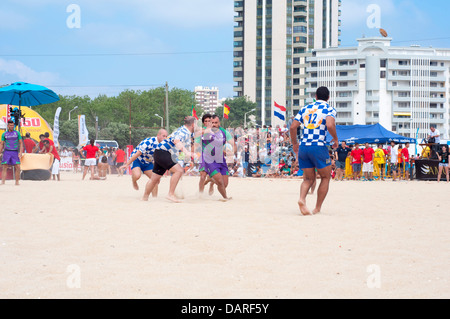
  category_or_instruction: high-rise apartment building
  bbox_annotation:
[233,0,342,126]
[194,86,220,115]
[306,37,450,140]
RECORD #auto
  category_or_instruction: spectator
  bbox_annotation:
[114,146,126,176]
[350,143,363,180]
[374,144,387,181]
[72,148,80,173]
[42,139,61,181]
[362,142,375,181]
[436,145,449,183]
[23,132,36,153]
[335,141,351,181]
[402,142,411,180]
[81,139,101,180]
[388,141,399,181]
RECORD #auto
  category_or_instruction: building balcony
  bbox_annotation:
[392,96,412,102]
[430,86,446,93]
[389,75,411,81]
[430,97,447,103]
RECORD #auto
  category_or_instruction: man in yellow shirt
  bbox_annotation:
[374,144,387,181]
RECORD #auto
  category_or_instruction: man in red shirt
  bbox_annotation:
[114,146,126,176]
[362,142,375,181]
[42,139,61,181]
[401,142,410,180]
[23,133,36,153]
[350,143,363,180]
[37,133,55,152]
[81,139,101,180]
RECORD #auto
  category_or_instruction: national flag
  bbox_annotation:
[191,105,198,120]
[274,101,286,121]
[223,103,230,119]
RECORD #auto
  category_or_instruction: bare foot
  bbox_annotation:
[312,208,321,215]
[298,199,311,216]
[132,180,139,190]
[208,183,214,195]
[166,195,182,203]
[141,195,149,201]
[219,197,232,202]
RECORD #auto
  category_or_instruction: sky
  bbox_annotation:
[1,0,450,100]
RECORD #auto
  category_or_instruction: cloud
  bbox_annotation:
[0,58,62,85]
[0,8,31,30]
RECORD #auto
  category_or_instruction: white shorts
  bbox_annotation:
[52,159,60,174]
[85,158,97,166]
[362,162,374,173]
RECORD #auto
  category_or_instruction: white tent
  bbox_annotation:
[0,118,6,130]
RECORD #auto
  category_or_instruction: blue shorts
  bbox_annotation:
[298,145,331,170]
[131,158,154,172]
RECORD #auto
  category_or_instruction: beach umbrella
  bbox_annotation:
[0,81,60,107]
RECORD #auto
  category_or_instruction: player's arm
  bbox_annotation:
[121,150,142,170]
[289,120,301,154]
[326,116,338,149]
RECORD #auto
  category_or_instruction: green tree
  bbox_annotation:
[215,96,257,128]
[31,86,202,146]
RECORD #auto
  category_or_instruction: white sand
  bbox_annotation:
[0,172,449,299]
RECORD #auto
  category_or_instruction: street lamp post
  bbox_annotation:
[244,108,256,129]
[155,114,163,128]
[69,105,78,121]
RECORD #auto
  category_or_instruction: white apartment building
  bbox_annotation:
[194,86,220,115]
[306,37,450,140]
[233,0,342,126]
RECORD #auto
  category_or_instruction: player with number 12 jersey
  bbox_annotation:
[294,100,337,147]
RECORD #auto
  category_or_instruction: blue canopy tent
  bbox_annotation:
[325,123,416,145]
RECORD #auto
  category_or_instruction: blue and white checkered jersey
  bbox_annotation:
[156,126,193,153]
[294,100,337,146]
[130,137,158,164]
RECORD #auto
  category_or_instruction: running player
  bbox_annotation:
[289,86,338,215]
[197,114,213,195]
[120,129,168,194]
[202,115,234,201]
[142,116,197,202]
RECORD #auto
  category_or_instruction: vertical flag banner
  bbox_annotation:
[223,103,230,119]
[191,105,198,120]
[53,107,62,147]
[78,114,89,146]
[274,101,286,121]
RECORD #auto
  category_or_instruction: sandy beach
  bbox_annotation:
[0,172,449,299]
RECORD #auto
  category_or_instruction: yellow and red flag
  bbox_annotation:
[223,103,230,119]
[191,105,198,120]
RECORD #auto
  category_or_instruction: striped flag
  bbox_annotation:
[274,101,286,121]
[223,103,230,119]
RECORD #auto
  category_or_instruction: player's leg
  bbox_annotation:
[167,163,184,202]
[298,168,315,215]
[143,169,158,197]
[312,165,332,214]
